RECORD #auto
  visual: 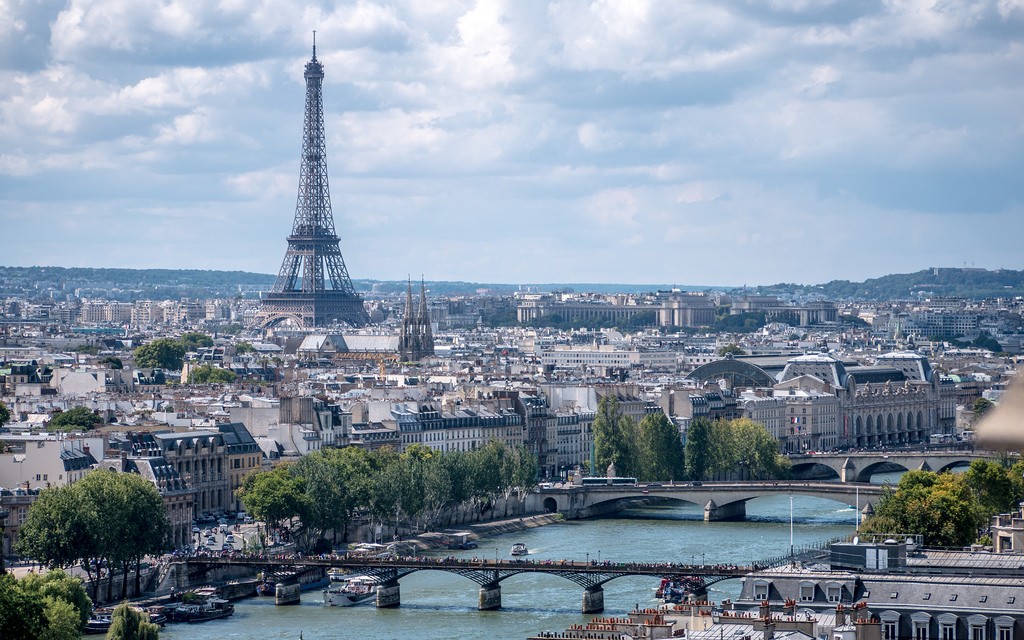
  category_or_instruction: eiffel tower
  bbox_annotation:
[255,40,370,329]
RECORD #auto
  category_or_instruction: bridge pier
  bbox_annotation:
[478,583,502,610]
[275,582,300,606]
[582,586,605,613]
[704,499,746,522]
[841,458,856,483]
[376,581,401,608]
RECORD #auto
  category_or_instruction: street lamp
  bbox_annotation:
[598,549,601,564]
[494,548,498,565]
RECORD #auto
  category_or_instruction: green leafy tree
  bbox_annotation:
[40,596,82,640]
[187,365,237,384]
[728,418,788,480]
[861,471,982,547]
[15,488,96,571]
[971,397,995,424]
[963,459,1019,517]
[48,406,103,431]
[238,464,305,532]
[717,343,747,356]
[105,602,159,640]
[235,341,256,354]
[0,572,45,640]
[592,396,639,478]
[17,470,169,602]
[684,418,713,481]
[637,412,684,482]
[98,356,123,369]
[0,401,11,427]
[133,338,186,370]
[18,570,92,628]
[179,332,214,352]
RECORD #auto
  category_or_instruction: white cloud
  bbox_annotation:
[0,0,1021,285]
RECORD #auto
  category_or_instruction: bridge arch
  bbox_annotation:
[542,497,559,513]
[935,460,974,473]
[788,461,842,481]
[855,460,909,483]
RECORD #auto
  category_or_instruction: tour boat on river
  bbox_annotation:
[510,542,529,556]
[323,575,379,607]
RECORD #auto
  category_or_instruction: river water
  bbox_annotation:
[162,494,863,640]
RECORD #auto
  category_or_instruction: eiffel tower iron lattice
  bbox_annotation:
[255,41,370,329]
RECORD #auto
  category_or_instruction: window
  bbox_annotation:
[997,628,1011,640]
[885,621,898,640]
[754,583,769,600]
[891,592,899,599]
[979,596,987,603]
[950,594,958,602]
[800,584,815,602]
[941,624,955,640]
[827,586,841,603]
[971,625,986,640]
[914,622,929,640]
[923,594,932,601]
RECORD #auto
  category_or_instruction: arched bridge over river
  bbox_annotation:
[787,451,990,483]
[529,481,883,522]
[178,553,774,613]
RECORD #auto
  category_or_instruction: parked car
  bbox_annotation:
[225,535,235,544]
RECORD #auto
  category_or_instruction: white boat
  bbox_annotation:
[510,542,529,556]
[323,575,379,607]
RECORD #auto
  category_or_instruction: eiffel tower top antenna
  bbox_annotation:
[312,30,316,60]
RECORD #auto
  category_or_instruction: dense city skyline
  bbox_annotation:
[1,1,1022,286]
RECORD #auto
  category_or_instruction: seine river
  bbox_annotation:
[162,493,865,640]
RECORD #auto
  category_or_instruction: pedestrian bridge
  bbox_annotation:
[177,553,759,613]
[787,450,991,483]
[528,481,883,522]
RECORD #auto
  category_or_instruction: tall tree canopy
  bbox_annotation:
[48,406,103,432]
[17,470,169,602]
[861,470,983,548]
[238,440,539,550]
[592,396,639,478]
[133,338,186,370]
[637,412,684,482]
[0,570,91,640]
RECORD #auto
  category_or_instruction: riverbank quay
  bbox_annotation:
[401,513,566,551]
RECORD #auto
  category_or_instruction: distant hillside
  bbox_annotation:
[751,268,1024,301]
[2,265,1021,301]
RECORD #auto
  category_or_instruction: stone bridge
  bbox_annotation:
[526,481,882,522]
[787,450,993,483]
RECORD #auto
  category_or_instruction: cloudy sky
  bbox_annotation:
[1,1,1022,287]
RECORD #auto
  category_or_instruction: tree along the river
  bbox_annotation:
[106,602,160,640]
[860,470,983,548]
[684,417,713,481]
[0,570,92,640]
[16,470,169,603]
[592,396,639,478]
[636,412,685,482]
[237,440,539,551]
[684,418,788,481]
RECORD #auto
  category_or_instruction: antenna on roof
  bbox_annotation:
[312,30,317,59]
